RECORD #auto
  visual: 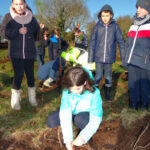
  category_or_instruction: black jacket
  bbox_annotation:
[1,13,39,59]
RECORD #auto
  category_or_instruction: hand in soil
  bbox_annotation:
[66,142,75,150]
[73,136,85,146]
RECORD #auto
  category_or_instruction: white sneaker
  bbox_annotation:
[43,77,54,87]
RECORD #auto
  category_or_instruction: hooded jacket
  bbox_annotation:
[88,5,125,64]
[0,7,39,59]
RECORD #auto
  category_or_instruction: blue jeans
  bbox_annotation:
[95,63,112,87]
[46,110,89,129]
[37,57,65,81]
[128,65,150,109]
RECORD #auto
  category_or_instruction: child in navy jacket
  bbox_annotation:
[124,0,150,110]
[88,4,124,101]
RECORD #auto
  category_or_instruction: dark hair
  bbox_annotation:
[61,67,95,93]
[53,28,60,36]
[74,27,81,33]
[12,0,32,12]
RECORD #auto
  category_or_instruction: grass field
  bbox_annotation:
[0,48,149,138]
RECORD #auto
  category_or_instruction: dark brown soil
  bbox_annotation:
[1,115,150,150]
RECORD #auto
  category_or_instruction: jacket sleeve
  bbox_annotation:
[32,17,40,40]
[123,36,130,66]
[59,90,73,143]
[79,89,103,143]
[116,24,125,63]
[0,14,19,39]
[88,25,97,63]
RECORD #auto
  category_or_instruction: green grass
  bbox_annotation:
[0,48,149,137]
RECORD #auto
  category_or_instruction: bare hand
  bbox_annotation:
[66,142,75,150]
[72,136,85,146]
[19,27,27,34]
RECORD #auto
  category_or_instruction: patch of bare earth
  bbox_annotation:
[1,115,150,150]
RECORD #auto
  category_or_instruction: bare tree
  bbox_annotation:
[85,21,96,40]
[34,0,89,36]
[116,15,133,40]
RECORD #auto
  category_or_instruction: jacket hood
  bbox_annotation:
[98,4,114,19]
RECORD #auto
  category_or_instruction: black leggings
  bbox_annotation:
[11,58,35,89]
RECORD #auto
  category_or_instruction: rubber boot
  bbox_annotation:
[105,86,111,101]
[28,87,37,107]
[11,89,21,110]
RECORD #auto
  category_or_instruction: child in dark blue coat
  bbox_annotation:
[88,4,125,101]
[36,23,49,68]
[74,27,88,50]
[48,28,63,61]
[124,0,150,110]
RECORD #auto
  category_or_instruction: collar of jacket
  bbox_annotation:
[10,6,33,24]
[133,13,150,26]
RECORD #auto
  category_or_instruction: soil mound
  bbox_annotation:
[0,115,150,150]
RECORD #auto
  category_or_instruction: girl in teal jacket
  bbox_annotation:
[46,67,103,150]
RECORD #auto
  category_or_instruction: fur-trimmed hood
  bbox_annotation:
[10,6,32,24]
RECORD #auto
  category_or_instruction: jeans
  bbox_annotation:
[46,110,89,129]
[37,57,65,81]
[11,58,35,89]
[128,65,150,109]
[95,63,112,87]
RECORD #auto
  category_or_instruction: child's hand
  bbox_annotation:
[19,27,27,34]
[72,136,85,146]
[66,142,74,150]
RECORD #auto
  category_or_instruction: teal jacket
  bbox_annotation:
[59,69,103,144]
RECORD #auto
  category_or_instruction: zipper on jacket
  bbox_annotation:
[127,26,140,63]
[22,24,25,59]
[144,49,148,64]
[103,25,108,62]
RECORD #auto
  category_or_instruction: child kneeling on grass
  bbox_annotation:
[46,66,103,150]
